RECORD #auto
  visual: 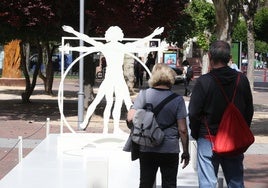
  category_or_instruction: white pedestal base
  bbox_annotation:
[0,133,200,188]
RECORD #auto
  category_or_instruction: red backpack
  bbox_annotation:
[205,73,255,156]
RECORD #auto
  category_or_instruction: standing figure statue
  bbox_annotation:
[62,25,164,134]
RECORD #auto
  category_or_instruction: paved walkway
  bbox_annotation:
[0,77,268,187]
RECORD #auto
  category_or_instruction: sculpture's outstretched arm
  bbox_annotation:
[128,27,164,47]
[62,25,103,48]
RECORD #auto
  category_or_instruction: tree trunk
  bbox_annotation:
[20,41,31,103]
[212,0,240,43]
[240,0,259,93]
[201,52,210,75]
[21,42,42,103]
[213,0,230,41]
[45,43,56,95]
[246,18,255,92]
[37,42,56,95]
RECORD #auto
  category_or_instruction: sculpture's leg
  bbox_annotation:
[80,84,106,130]
[121,80,133,110]
[112,82,132,134]
[124,94,133,110]
[112,96,124,134]
[102,90,114,134]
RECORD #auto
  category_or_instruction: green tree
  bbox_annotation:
[254,7,268,58]
[233,7,268,53]
[232,19,247,44]
[254,7,268,43]
[212,0,240,43]
[165,13,194,47]
[1,0,190,103]
[0,0,61,102]
[185,0,215,74]
[186,0,215,50]
[255,40,268,54]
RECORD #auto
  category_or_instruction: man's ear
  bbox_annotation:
[208,53,214,68]
[208,53,212,61]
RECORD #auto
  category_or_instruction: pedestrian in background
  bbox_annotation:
[182,60,192,96]
[188,40,254,187]
[145,52,155,79]
[134,57,145,87]
[229,59,241,72]
[101,56,107,78]
[127,63,190,188]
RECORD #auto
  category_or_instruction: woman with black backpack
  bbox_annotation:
[126,63,190,188]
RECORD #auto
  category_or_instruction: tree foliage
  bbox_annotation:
[254,7,268,43]
[232,19,247,44]
[0,0,59,43]
[233,9,268,54]
[185,0,215,50]
[165,11,194,47]
[255,40,268,53]
[0,0,62,102]
[0,0,190,102]
[212,0,241,42]
[83,0,189,40]
[186,0,215,33]
[1,0,190,46]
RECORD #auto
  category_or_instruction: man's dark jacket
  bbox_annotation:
[188,66,254,140]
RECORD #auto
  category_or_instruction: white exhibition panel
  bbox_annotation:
[0,133,199,188]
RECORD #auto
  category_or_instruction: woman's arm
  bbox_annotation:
[178,118,190,169]
[127,108,136,123]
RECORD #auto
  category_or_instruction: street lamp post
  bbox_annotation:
[78,0,84,130]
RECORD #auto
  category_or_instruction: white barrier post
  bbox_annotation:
[190,140,197,171]
[153,181,156,188]
[46,117,50,137]
[87,157,108,188]
[264,68,267,82]
[18,136,23,163]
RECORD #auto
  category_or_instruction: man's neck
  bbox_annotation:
[212,63,226,69]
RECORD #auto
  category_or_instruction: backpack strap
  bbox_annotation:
[142,90,178,117]
[204,72,241,142]
[211,73,241,103]
[232,73,241,103]
[153,93,178,116]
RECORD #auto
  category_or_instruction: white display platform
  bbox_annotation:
[0,133,199,188]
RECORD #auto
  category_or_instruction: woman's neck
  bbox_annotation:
[154,85,169,89]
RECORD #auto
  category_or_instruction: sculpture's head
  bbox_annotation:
[105,26,124,42]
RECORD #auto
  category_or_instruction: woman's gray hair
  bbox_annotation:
[148,63,177,88]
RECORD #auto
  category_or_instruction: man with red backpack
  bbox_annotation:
[188,41,254,188]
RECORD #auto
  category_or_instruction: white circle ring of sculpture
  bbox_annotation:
[57,48,151,133]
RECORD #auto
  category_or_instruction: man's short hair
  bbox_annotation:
[209,40,231,65]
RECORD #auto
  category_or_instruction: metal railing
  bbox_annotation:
[0,118,50,163]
